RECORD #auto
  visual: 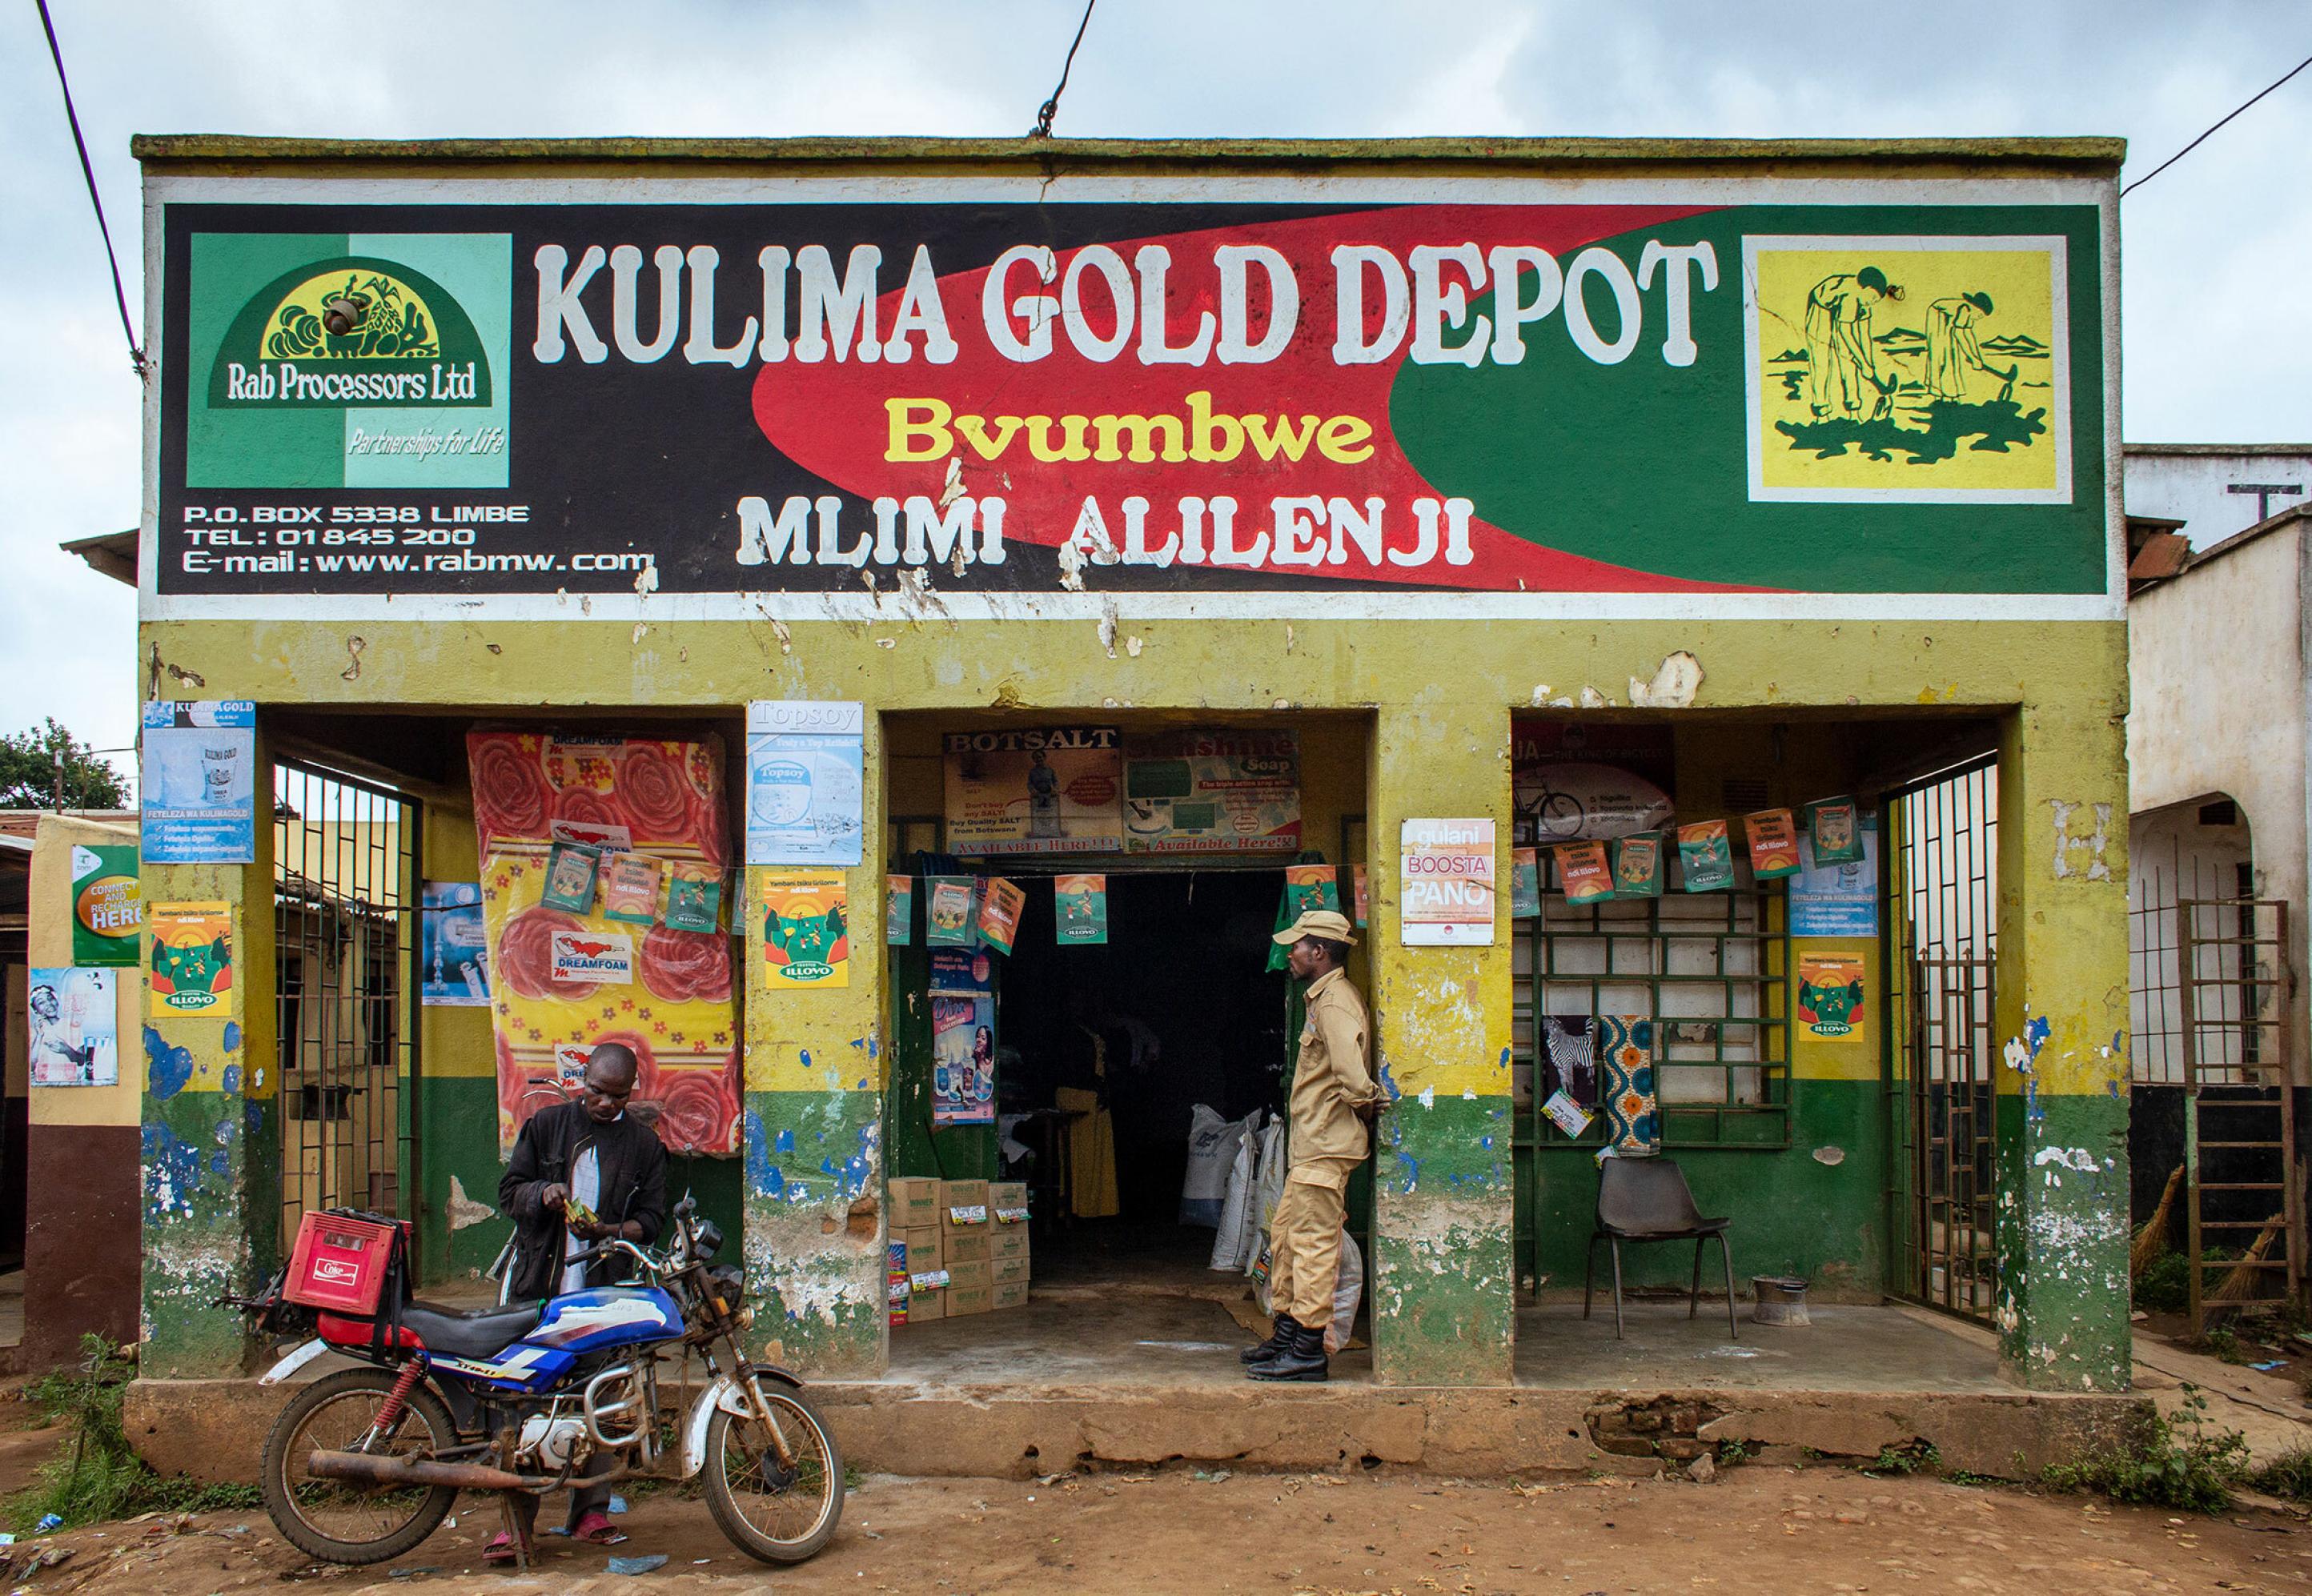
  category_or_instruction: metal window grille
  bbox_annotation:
[1512,883,1792,1149]
[1885,758,2000,1321]
[2130,822,2257,1085]
[275,761,419,1247]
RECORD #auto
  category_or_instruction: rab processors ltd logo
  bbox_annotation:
[187,234,511,489]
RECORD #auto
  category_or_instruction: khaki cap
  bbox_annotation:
[1273,908,1357,947]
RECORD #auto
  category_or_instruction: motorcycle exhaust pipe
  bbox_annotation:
[305,1449,547,1493]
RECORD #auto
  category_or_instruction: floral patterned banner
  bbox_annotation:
[469,732,738,1157]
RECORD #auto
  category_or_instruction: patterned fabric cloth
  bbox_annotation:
[1597,1014,1660,1156]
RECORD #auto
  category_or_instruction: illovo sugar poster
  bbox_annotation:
[1122,729,1300,853]
[419,880,491,1006]
[757,867,851,988]
[29,968,118,1086]
[148,901,236,1018]
[139,701,257,864]
[1055,874,1109,944]
[944,727,1122,856]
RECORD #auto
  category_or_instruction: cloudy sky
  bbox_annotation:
[4,1,2307,784]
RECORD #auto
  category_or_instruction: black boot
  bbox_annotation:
[1247,1317,1328,1381]
[1240,1313,1294,1365]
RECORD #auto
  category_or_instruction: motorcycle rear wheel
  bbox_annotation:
[702,1383,845,1563]
[260,1367,459,1564]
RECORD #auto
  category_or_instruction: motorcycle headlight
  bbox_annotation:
[706,1263,745,1312]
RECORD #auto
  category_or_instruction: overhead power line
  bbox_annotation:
[2122,48,2312,198]
[34,0,145,375]
[1028,0,1098,139]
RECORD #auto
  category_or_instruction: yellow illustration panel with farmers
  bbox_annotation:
[1749,240,2065,499]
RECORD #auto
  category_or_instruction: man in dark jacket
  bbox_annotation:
[488,1042,667,1558]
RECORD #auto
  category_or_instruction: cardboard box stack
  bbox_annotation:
[990,1180,1031,1309]
[942,1180,992,1315]
[890,1177,949,1321]
[885,1175,1030,1325]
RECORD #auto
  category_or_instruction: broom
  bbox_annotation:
[2213,1213,2286,1305]
[2130,1164,2184,1278]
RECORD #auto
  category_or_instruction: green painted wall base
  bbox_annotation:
[1997,1089,2132,1391]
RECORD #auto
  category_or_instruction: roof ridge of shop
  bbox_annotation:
[130,134,2127,172]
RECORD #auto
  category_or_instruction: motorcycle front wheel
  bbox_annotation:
[701,1382,845,1563]
[259,1366,459,1563]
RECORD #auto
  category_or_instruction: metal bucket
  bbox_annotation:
[1751,1274,1810,1327]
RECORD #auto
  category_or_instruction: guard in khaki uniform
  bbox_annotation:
[1245,908,1383,1381]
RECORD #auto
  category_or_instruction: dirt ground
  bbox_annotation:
[6,1465,2312,1595]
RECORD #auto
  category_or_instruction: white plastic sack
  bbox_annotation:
[1325,1229,1364,1354]
[1245,1119,1287,1278]
[1209,1112,1262,1270]
[1180,1105,1255,1227]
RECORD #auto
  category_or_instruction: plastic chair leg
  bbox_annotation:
[1689,1238,1704,1319]
[1717,1232,1737,1341]
[1609,1239,1625,1339]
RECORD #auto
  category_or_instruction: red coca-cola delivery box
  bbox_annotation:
[283,1211,407,1317]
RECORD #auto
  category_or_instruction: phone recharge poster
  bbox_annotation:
[928,948,995,1126]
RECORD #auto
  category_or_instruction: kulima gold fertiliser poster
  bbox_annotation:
[155,188,2104,611]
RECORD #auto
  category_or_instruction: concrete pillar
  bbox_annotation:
[1993,696,2133,1391]
[1367,701,1516,1386]
[740,717,889,1378]
[138,743,281,1378]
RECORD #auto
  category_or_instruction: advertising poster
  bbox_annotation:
[663,867,723,934]
[1122,729,1300,853]
[1351,865,1369,928]
[1797,952,1868,1039]
[1055,874,1109,944]
[1399,819,1496,947]
[1612,832,1665,898]
[1744,808,1804,879]
[929,946,993,997]
[977,878,1026,956]
[932,994,997,1127]
[1676,820,1735,892]
[745,701,865,868]
[925,876,977,947]
[944,728,1122,856]
[148,900,235,1019]
[1509,848,1542,918]
[539,842,601,912]
[1512,761,1676,845]
[1804,797,1866,865]
[758,868,851,989]
[28,968,118,1087]
[139,701,257,864]
[885,874,914,945]
[1555,840,1615,904]
[1282,864,1340,918]
[600,852,664,925]
[1792,815,1881,937]
[69,844,140,968]
[419,880,491,1007]
[550,926,634,987]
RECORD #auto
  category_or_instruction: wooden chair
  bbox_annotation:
[1583,1156,1736,1339]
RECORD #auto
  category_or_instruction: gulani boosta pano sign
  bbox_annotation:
[155,183,2108,606]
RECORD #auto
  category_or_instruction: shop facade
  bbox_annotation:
[128,136,2133,1393]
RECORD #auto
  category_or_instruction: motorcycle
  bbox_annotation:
[225,1194,842,1569]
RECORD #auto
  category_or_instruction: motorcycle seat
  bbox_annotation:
[401,1299,546,1361]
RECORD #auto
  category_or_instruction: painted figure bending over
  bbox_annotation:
[1803,265,1903,419]
[1244,908,1384,1383]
